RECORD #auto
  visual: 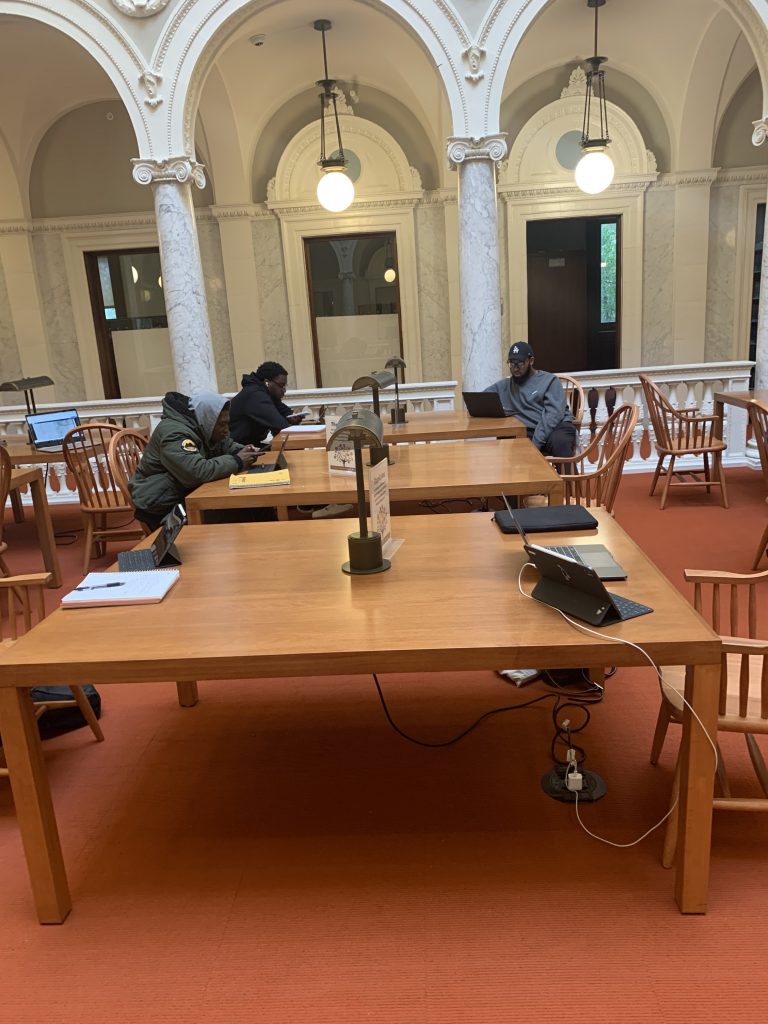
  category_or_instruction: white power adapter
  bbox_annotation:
[565,770,583,792]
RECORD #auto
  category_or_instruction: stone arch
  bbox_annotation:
[0,1,155,157]
[152,1,468,159]
[269,111,422,207]
[500,78,656,188]
[481,0,768,137]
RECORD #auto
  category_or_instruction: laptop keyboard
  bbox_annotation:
[605,592,653,620]
[117,549,157,572]
[548,544,584,563]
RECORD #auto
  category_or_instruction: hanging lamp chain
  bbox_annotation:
[582,0,610,149]
[315,20,347,170]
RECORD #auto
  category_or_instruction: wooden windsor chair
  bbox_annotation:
[639,375,728,510]
[107,429,153,537]
[545,403,639,514]
[747,402,768,570]
[650,567,768,867]
[62,423,145,573]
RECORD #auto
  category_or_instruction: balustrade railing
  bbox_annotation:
[0,363,755,505]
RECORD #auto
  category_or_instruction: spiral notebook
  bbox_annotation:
[61,570,180,608]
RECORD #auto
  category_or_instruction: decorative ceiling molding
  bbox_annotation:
[463,46,486,83]
[752,118,768,145]
[131,157,206,188]
[269,197,420,219]
[139,70,163,108]
[649,169,719,190]
[561,65,587,99]
[109,0,171,16]
[712,166,768,186]
[499,177,655,201]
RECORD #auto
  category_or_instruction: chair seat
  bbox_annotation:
[660,655,768,728]
[656,438,726,456]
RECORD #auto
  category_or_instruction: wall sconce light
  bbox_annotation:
[350,369,396,463]
[0,375,54,415]
[314,19,355,213]
[384,356,407,424]
[575,0,615,195]
[327,408,391,575]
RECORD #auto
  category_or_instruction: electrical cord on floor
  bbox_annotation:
[373,672,592,748]
[418,498,480,514]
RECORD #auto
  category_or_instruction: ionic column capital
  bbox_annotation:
[752,118,768,146]
[131,157,207,189]
[447,134,508,167]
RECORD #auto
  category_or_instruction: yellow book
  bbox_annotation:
[229,467,290,489]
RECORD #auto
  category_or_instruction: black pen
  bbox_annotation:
[74,582,126,591]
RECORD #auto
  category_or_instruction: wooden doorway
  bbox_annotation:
[526,216,620,372]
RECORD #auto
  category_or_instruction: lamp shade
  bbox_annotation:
[384,266,397,283]
[327,408,384,450]
[317,170,355,212]
[575,147,615,194]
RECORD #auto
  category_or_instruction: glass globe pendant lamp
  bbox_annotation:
[575,0,614,196]
[314,20,355,213]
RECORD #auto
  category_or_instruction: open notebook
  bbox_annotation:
[62,570,179,608]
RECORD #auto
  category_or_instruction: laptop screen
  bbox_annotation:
[26,409,80,448]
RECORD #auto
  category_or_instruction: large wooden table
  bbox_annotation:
[0,438,63,466]
[713,388,768,439]
[277,411,525,449]
[6,466,62,587]
[0,512,720,922]
[187,438,563,523]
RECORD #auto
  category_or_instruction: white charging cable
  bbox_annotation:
[517,561,719,847]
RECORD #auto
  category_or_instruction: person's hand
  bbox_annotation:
[287,413,306,425]
[238,445,263,469]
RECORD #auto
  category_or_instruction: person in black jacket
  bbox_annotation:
[229,362,306,445]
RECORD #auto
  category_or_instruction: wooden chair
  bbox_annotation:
[556,373,585,429]
[545,403,639,514]
[650,567,768,867]
[107,428,152,536]
[63,423,145,573]
[0,570,103,778]
[639,375,728,511]
[747,403,768,570]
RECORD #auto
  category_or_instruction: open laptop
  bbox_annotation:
[501,493,627,580]
[117,505,185,572]
[248,432,289,473]
[462,391,514,418]
[26,408,80,450]
[511,510,653,626]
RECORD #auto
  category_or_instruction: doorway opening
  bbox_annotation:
[526,216,620,372]
[84,248,171,399]
[304,232,403,387]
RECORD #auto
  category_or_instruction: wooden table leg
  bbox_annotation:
[714,398,725,442]
[187,506,203,525]
[674,661,719,914]
[176,681,199,707]
[277,506,289,521]
[0,688,71,924]
[10,489,25,523]
[27,475,62,588]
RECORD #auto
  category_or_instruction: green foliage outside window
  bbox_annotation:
[601,223,617,323]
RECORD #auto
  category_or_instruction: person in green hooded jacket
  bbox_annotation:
[129,389,261,531]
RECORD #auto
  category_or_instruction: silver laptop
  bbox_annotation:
[25,408,80,450]
[502,493,627,581]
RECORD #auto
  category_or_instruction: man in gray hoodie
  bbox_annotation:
[484,341,576,459]
[129,389,261,530]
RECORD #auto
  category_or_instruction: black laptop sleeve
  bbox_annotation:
[493,505,599,534]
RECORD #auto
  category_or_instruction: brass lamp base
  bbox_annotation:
[342,531,391,575]
[368,444,391,466]
[390,405,407,424]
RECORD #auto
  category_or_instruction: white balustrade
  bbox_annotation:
[0,363,756,505]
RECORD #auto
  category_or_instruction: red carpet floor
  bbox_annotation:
[1,469,768,1023]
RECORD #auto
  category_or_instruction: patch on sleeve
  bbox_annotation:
[181,438,199,453]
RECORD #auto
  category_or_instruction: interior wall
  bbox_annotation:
[705,182,742,361]
[0,256,23,404]
[197,217,236,391]
[414,201,452,380]
[714,70,767,167]
[250,214,295,380]
[29,101,214,218]
[641,188,675,366]
[30,231,85,400]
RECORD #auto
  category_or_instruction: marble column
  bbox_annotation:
[670,173,717,365]
[330,239,358,316]
[752,120,768,389]
[447,135,507,392]
[132,157,217,394]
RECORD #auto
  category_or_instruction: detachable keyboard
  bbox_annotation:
[605,592,653,621]
[549,544,583,562]
[117,548,157,572]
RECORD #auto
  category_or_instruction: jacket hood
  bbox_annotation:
[240,371,266,388]
[189,390,230,443]
[162,391,191,417]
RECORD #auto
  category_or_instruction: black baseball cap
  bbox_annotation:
[508,342,534,362]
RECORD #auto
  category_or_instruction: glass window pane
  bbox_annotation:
[600,222,617,324]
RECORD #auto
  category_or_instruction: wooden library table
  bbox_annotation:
[0,511,720,922]
[7,466,62,588]
[713,388,768,439]
[186,438,562,524]
[278,411,525,449]
[0,438,62,466]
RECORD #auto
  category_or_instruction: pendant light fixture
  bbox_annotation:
[575,0,615,195]
[383,237,397,283]
[314,19,354,213]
